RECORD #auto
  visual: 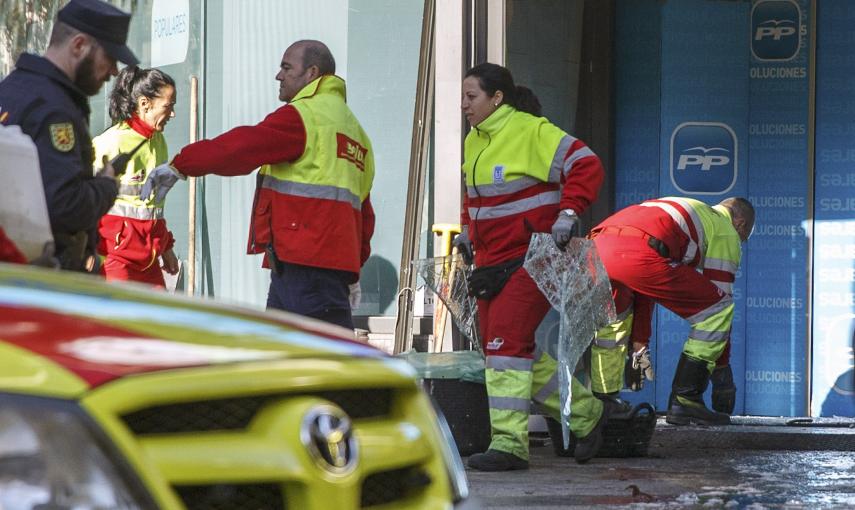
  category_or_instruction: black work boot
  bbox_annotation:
[467,449,529,471]
[593,391,632,419]
[543,416,576,457]
[711,365,736,414]
[666,354,730,426]
[573,400,617,464]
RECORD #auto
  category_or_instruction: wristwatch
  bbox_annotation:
[559,209,577,218]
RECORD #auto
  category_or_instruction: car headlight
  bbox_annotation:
[429,398,470,503]
[0,394,152,510]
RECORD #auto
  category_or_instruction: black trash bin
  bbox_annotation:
[423,378,491,456]
[399,351,491,457]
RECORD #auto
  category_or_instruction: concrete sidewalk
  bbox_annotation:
[465,416,855,509]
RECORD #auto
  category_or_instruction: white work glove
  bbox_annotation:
[452,226,474,265]
[625,346,655,391]
[348,282,362,309]
[551,209,580,250]
[140,163,185,203]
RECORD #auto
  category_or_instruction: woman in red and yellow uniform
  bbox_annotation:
[93,66,178,287]
[456,63,608,470]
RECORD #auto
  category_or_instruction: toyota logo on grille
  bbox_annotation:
[301,404,357,474]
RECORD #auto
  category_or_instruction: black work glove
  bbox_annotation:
[551,209,580,250]
[452,227,474,265]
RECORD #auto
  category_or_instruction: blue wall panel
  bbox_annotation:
[812,0,855,417]
[744,0,810,416]
[656,0,750,413]
[613,0,660,407]
[614,0,660,212]
[615,0,815,415]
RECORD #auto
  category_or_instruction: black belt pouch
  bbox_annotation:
[467,257,525,300]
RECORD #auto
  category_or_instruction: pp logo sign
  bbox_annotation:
[670,123,737,195]
[751,0,800,61]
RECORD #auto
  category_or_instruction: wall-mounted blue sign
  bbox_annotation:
[751,0,802,61]
[670,122,738,195]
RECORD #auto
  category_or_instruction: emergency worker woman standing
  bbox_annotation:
[455,63,611,470]
[93,66,179,287]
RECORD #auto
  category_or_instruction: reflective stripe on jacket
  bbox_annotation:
[93,121,168,220]
[461,105,604,266]
[249,75,375,274]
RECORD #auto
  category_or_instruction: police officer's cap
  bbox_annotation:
[58,0,139,66]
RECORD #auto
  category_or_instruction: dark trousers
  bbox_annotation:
[266,262,355,330]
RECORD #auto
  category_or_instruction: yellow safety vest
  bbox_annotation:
[253,75,375,273]
[93,122,168,220]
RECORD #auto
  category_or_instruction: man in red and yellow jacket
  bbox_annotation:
[140,40,375,329]
[588,196,755,425]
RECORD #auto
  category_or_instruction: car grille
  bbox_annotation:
[121,389,394,435]
[92,361,450,509]
[360,466,432,508]
[174,483,285,510]
[172,467,429,510]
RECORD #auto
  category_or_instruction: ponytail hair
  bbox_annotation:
[465,63,542,116]
[514,85,542,117]
[108,66,176,123]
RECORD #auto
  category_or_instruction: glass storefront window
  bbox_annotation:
[2,0,425,318]
[0,0,202,296]
[203,0,424,314]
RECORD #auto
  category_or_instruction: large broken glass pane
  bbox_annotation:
[524,234,616,449]
[412,255,481,353]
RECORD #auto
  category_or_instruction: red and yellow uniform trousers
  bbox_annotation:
[588,232,733,393]
[477,267,603,460]
[587,197,742,393]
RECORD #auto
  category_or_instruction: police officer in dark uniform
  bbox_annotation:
[0,0,138,271]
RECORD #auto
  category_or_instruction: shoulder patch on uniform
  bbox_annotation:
[49,122,75,152]
[493,164,505,184]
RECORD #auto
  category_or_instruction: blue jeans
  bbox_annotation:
[266,262,355,329]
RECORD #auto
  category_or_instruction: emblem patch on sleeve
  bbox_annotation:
[49,123,75,152]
